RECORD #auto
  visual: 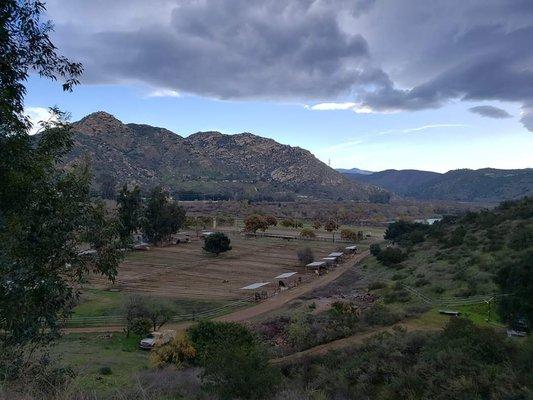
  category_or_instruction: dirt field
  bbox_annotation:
[91,233,348,300]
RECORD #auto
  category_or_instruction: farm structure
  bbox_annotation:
[90,234,338,301]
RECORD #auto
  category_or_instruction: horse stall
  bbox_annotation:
[241,282,273,302]
[274,272,300,291]
[306,261,328,275]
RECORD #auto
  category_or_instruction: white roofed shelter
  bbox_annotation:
[241,282,271,290]
[274,272,298,279]
[328,252,344,258]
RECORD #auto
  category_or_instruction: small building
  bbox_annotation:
[328,252,344,261]
[306,261,328,275]
[322,257,338,266]
[241,282,272,301]
[274,272,299,290]
[344,245,358,254]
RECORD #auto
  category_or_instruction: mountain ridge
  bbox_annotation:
[340,167,533,202]
[58,112,388,202]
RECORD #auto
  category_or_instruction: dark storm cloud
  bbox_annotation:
[46,0,533,130]
[51,0,380,99]
[469,106,512,119]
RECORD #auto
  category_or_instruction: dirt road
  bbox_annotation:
[272,318,440,366]
[65,251,369,334]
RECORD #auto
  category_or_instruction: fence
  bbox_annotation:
[66,297,252,328]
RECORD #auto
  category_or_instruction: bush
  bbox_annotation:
[150,333,196,368]
[370,243,382,256]
[368,281,388,290]
[203,232,232,256]
[99,366,112,376]
[297,247,314,266]
[187,321,280,399]
[340,228,358,242]
[376,247,408,266]
[300,228,316,238]
[129,317,152,337]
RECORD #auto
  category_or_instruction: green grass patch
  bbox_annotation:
[53,332,149,392]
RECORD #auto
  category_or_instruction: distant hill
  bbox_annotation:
[336,167,374,175]
[56,112,387,202]
[342,168,533,202]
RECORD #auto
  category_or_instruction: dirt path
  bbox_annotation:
[272,318,440,366]
[65,251,369,334]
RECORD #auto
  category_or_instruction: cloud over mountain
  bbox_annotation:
[46,0,533,131]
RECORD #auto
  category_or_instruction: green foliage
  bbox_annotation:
[0,0,82,134]
[284,318,531,399]
[203,232,232,256]
[99,366,112,376]
[385,220,429,245]
[369,243,382,256]
[376,246,408,266]
[297,247,314,265]
[143,186,186,245]
[496,249,533,328]
[117,185,143,242]
[188,321,280,399]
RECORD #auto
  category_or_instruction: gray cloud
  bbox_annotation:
[469,105,512,119]
[45,0,533,130]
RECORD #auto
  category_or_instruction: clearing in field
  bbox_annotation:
[90,233,343,300]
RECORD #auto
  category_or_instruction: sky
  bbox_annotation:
[24,0,533,173]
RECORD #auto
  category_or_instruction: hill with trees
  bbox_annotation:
[341,168,533,202]
[53,112,388,202]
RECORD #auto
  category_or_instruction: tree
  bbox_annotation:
[496,249,533,328]
[370,243,382,256]
[1,1,121,379]
[187,321,280,400]
[300,228,316,238]
[117,185,143,243]
[340,228,358,242]
[98,172,116,200]
[123,295,174,334]
[264,215,277,227]
[143,186,186,245]
[203,233,232,256]
[244,214,269,233]
[324,220,339,242]
[312,220,322,230]
[0,0,82,135]
[297,247,314,265]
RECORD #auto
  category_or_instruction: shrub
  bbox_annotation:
[99,366,112,376]
[203,232,232,256]
[129,317,152,337]
[150,333,196,368]
[340,228,358,242]
[300,228,316,238]
[368,281,388,290]
[312,220,321,230]
[297,247,314,266]
[244,214,269,233]
[370,243,382,256]
[376,247,408,266]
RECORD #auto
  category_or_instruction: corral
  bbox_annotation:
[90,233,341,300]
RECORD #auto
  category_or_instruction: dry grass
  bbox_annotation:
[91,234,338,300]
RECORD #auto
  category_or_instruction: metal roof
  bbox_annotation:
[241,282,271,290]
[274,272,298,279]
[306,261,326,267]
[328,252,344,257]
[345,246,357,250]
[322,257,336,260]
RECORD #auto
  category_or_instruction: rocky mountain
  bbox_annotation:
[343,168,533,203]
[59,112,386,202]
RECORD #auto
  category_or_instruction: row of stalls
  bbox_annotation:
[241,271,302,301]
[241,245,359,301]
[306,245,358,275]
